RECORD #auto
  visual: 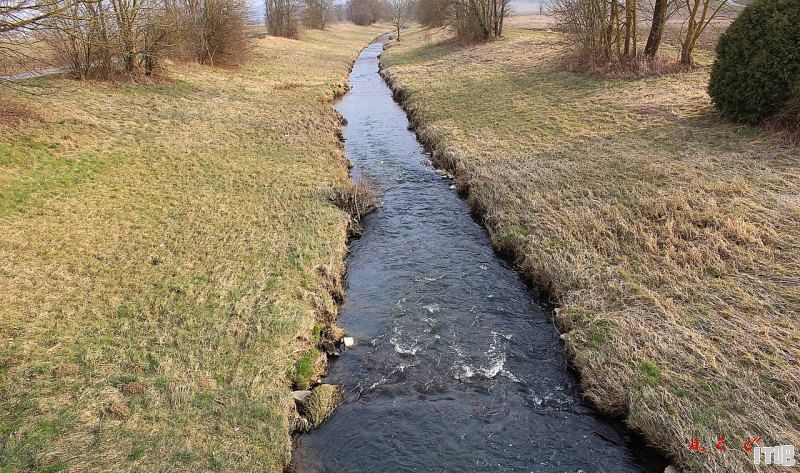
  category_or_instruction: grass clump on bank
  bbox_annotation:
[0,23,386,472]
[382,26,799,472]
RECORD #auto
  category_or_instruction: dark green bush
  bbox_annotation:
[708,0,800,124]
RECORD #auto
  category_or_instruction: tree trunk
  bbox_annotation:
[623,0,631,57]
[680,40,694,65]
[644,0,666,57]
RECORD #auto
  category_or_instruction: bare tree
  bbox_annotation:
[3,0,248,82]
[303,0,333,29]
[553,0,653,62]
[678,0,731,65]
[265,0,301,37]
[553,0,612,59]
[41,0,116,78]
[388,0,411,40]
[416,0,446,26]
[444,0,510,43]
[138,0,171,74]
[346,0,383,25]
[1,0,74,34]
[43,0,172,76]
[1,0,82,82]
[643,0,667,57]
[180,0,248,64]
[108,0,141,71]
[331,2,346,21]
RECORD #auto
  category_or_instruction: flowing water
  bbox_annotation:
[292,38,667,472]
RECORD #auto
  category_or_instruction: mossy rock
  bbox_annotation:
[299,384,341,428]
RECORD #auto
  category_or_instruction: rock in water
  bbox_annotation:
[321,340,339,357]
[342,337,355,348]
[292,390,311,403]
[299,384,341,428]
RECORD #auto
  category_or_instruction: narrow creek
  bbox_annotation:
[292,38,667,472]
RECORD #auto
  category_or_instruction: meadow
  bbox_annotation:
[0,23,384,472]
[382,25,799,472]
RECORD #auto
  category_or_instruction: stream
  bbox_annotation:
[291,37,667,472]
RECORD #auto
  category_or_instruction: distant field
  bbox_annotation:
[507,13,732,52]
[382,26,799,472]
[0,23,384,472]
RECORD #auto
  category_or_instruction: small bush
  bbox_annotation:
[565,52,682,78]
[180,0,250,66]
[346,0,385,26]
[303,0,333,29]
[265,0,303,38]
[708,0,800,124]
[330,177,379,220]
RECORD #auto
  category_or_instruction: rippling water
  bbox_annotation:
[292,38,666,472]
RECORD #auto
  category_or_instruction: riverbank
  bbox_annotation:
[381,27,800,472]
[0,24,385,471]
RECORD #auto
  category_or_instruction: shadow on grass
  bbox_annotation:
[383,32,461,67]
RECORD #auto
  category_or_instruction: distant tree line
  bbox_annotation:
[346,0,385,26]
[263,0,415,39]
[264,0,343,37]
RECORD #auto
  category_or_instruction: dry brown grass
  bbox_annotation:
[0,100,38,127]
[0,23,387,472]
[564,52,686,78]
[765,96,800,144]
[0,36,57,77]
[383,26,800,472]
[330,176,380,220]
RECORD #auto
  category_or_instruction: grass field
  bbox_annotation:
[382,26,800,472]
[0,23,385,472]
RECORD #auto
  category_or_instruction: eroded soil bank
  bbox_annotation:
[291,37,666,472]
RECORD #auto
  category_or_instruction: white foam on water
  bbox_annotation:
[368,376,388,390]
[477,356,505,378]
[452,331,513,380]
[422,303,440,313]
[454,364,475,380]
[414,275,443,282]
[368,363,408,390]
[502,369,521,383]
[390,326,421,355]
[391,339,420,355]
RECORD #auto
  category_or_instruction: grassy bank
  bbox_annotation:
[0,23,384,472]
[382,27,799,472]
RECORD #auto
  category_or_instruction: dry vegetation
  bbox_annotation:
[0,37,56,77]
[382,26,799,472]
[0,23,386,472]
